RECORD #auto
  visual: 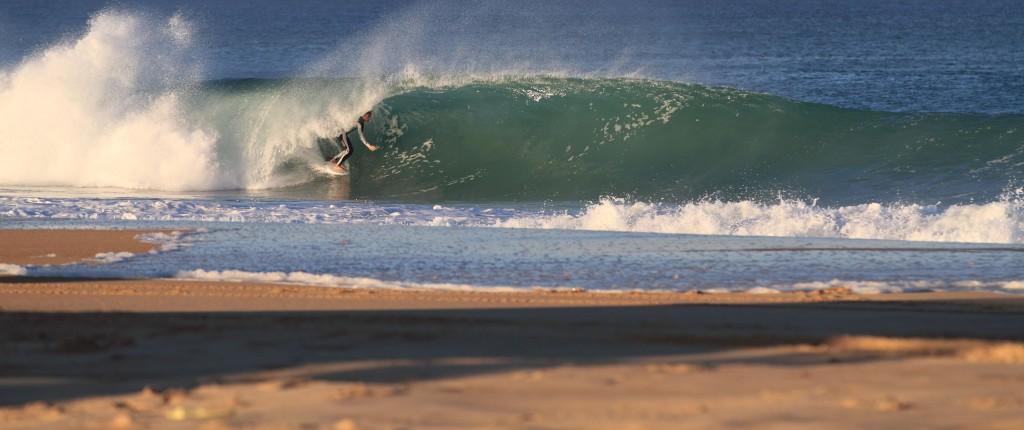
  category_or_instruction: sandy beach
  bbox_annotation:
[0,229,1022,429]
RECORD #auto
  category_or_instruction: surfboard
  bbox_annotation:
[315,161,350,176]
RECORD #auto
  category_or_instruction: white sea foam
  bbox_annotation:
[92,230,190,263]
[138,230,189,252]
[787,279,1024,294]
[745,287,781,294]
[495,197,1024,244]
[93,251,136,264]
[175,269,524,292]
[4,195,1024,244]
[0,12,225,191]
[85,230,189,264]
[0,264,27,276]
[1001,281,1024,290]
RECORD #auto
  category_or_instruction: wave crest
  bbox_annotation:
[0,11,227,191]
[494,196,1024,244]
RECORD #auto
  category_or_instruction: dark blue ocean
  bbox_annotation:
[5,0,1023,113]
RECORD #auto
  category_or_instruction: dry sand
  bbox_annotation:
[2,230,1024,429]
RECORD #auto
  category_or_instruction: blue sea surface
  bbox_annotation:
[3,0,1022,113]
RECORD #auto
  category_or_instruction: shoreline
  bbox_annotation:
[2,277,1024,313]
[2,228,1019,310]
[3,229,1024,428]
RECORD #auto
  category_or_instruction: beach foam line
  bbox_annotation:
[174,269,526,293]
[92,251,136,264]
[173,269,690,294]
[173,270,1024,295]
[785,279,1024,294]
[88,230,190,264]
[0,263,27,276]
[87,230,189,264]
[138,230,190,252]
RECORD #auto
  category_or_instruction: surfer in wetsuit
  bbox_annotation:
[329,111,378,168]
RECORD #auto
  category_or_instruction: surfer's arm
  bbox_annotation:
[357,122,378,151]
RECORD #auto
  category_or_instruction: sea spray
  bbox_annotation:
[0,12,224,190]
[0,11,387,191]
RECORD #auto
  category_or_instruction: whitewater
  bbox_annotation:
[4,195,1024,245]
[0,12,391,191]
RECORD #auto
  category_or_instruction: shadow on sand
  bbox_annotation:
[2,299,1023,405]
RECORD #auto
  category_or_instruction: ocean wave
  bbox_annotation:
[2,12,1023,204]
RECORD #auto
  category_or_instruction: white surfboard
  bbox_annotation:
[315,161,350,176]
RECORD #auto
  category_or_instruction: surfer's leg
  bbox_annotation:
[331,134,352,166]
[337,133,355,165]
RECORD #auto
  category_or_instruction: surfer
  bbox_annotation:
[329,111,378,169]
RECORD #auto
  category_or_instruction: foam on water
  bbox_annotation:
[787,279,1024,294]
[88,230,190,263]
[4,195,1024,245]
[92,252,137,264]
[176,269,525,293]
[495,197,1024,244]
[0,264,27,276]
[174,271,1024,294]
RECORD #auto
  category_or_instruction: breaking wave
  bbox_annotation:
[2,11,1023,207]
[493,196,1024,244]
[5,192,1024,244]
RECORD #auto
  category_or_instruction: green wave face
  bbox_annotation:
[348,78,1024,203]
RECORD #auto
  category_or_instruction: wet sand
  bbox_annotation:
[1,230,1023,429]
[0,229,160,266]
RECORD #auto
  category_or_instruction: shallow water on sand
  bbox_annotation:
[3,218,1024,294]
